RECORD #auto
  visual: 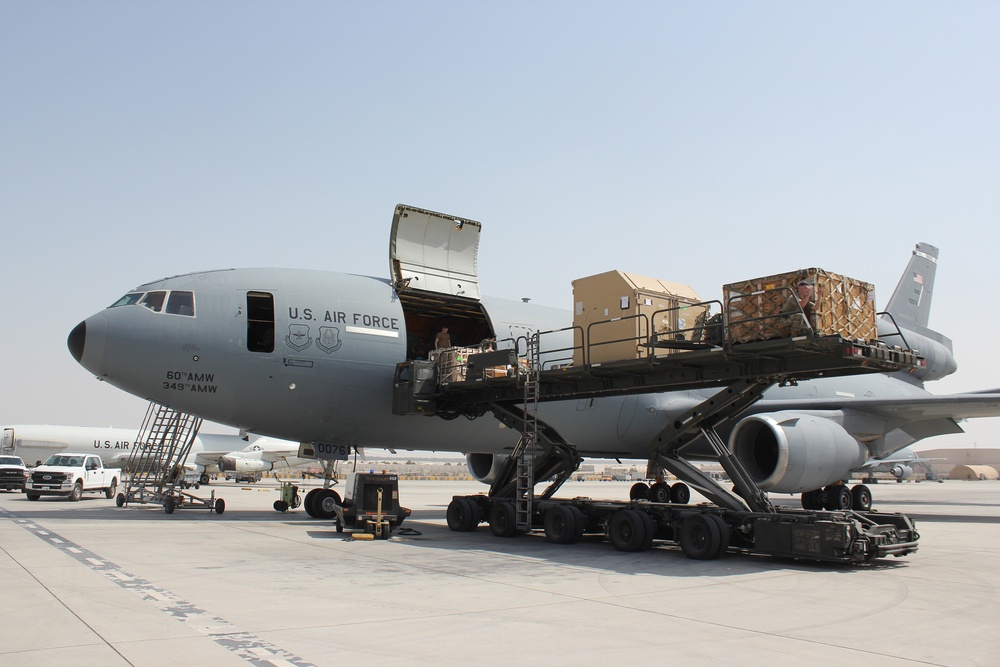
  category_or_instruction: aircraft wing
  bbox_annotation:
[858,455,946,469]
[755,392,1000,422]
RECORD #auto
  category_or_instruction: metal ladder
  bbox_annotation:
[514,332,541,531]
[123,402,203,503]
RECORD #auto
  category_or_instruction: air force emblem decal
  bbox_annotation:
[317,326,343,354]
[285,324,313,352]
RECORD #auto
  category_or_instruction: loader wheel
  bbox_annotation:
[706,514,730,559]
[488,501,518,538]
[164,497,176,514]
[609,510,649,552]
[447,498,479,532]
[679,513,721,560]
[544,505,580,544]
[214,498,226,514]
[116,493,125,507]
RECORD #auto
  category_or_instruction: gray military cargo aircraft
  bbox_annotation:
[67,205,1000,510]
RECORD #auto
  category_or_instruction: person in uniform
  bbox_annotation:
[782,278,817,335]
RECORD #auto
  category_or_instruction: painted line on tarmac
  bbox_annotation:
[1,506,315,667]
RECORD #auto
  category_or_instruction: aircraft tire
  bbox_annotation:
[544,505,579,544]
[314,489,341,520]
[824,485,852,511]
[800,489,823,510]
[200,473,210,485]
[116,492,125,507]
[670,482,691,504]
[851,484,873,511]
[649,482,671,503]
[679,513,721,560]
[488,501,518,538]
[629,482,650,501]
[274,500,289,512]
[608,509,648,552]
[105,478,118,499]
[303,488,320,517]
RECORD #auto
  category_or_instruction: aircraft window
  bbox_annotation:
[109,292,145,308]
[166,291,195,317]
[139,291,167,312]
[247,291,275,353]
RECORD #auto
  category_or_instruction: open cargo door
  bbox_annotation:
[389,205,494,360]
[390,204,482,301]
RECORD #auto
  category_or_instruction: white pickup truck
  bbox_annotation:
[24,453,119,501]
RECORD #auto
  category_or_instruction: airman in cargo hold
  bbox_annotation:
[782,278,818,335]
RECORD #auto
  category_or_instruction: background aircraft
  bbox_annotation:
[65,206,1000,511]
[0,424,307,483]
[853,446,946,483]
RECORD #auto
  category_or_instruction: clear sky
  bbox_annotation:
[2,2,998,449]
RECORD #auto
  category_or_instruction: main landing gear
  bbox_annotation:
[800,483,872,511]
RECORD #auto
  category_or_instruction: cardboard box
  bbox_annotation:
[572,271,706,365]
[723,268,876,344]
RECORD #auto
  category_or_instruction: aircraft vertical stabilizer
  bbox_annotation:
[885,242,939,331]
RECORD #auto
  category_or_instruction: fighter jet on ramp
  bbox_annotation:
[66,205,1000,510]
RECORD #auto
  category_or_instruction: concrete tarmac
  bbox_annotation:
[2,478,999,667]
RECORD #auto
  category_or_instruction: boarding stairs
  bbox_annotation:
[119,402,224,514]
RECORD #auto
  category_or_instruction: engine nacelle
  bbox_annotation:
[890,464,914,480]
[218,455,271,473]
[466,453,508,485]
[730,412,868,493]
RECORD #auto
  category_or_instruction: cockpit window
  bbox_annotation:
[107,290,195,316]
[109,292,144,308]
[139,291,167,312]
[166,291,195,316]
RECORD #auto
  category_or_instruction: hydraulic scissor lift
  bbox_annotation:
[394,312,923,563]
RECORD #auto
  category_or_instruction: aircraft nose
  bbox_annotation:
[67,314,108,376]
[68,321,86,363]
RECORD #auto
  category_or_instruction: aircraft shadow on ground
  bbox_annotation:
[1,497,944,576]
[301,512,911,578]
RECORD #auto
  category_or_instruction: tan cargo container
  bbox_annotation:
[572,271,705,365]
[723,268,876,344]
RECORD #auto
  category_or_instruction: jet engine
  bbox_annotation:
[466,453,507,485]
[729,412,868,493]
[218,455,272,473]
[890,464,914,480]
